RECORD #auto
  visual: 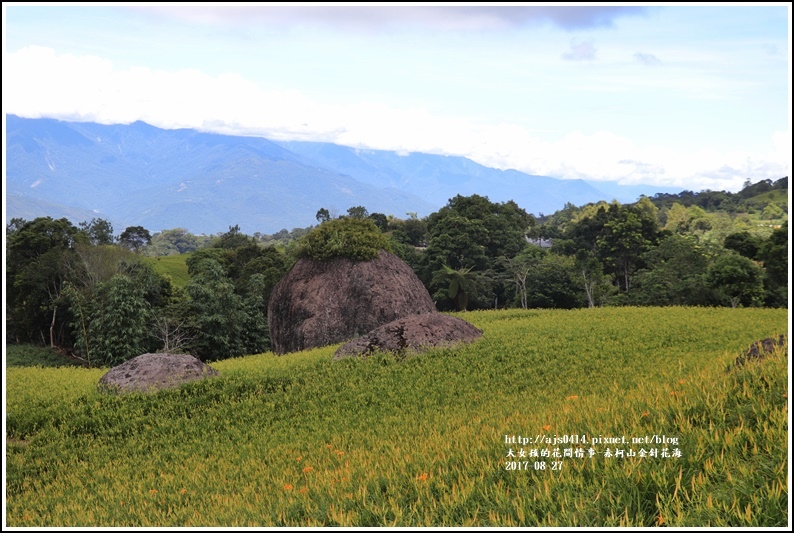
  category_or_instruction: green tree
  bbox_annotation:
[184,258,249,360]
[757,223,788,307]
[526,253,582,309]
[119,225,152,252]
[65,275,152,367]
[144,228,207,256]
[706,253,765,308]
[500,245,544,309]
[631,234,714,306]
[595,204,660,293]
[346,206,369,219]
[79,218,115,246]
[431,264,491,311]
[574,250,613,308]
[296,217,391,261]
[316,208,331,223]
[6,217,80,345]
[761,202,785,220]
[368,212,388,231]
[723,231,762,259]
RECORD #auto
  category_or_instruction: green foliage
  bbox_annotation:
[345,205,369,219]
[757,223,788,307]
[78,218,115,246]
[760,202,784,220]
[6,217,80,344]
[315,208,331,223]
[431,264,492,311]
[65,275,153,367]
[183,258,268,360]
[119,225,152,251]
[631,235,714,306]
[723,231,762,259]
[296,218,392,261]
[5,307,787,526]
[525,253,582,309]
[706,253,766,308]
[143,228,208,256]
[5,344,82,368]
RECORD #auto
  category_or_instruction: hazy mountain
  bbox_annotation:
[278,141,612,217]
[5,115,436,234]
[6,115,684,235]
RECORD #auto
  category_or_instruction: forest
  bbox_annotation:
[5,177,788,366]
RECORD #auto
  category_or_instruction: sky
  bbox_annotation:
[2,3,792,192]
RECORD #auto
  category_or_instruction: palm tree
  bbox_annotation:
[431,264,488,311]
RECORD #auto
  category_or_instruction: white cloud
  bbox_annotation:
[562,39,597,61]
[5,46,787,193]
[634,52,662,66]
[133,5,648,32]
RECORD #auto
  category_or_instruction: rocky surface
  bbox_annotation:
[98,353,219,393]
[268,250,436,354]
[731,334,787,369]
[334,313,483,360]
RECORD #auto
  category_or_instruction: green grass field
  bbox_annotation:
[146,253,192,288]
[5,307,789,526]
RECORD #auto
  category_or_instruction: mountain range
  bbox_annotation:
[5,115,681,235]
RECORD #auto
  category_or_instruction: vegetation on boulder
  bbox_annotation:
[295,217,392,262]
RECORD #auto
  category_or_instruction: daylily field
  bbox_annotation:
[5,306,789,527]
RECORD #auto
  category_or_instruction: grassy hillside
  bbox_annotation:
[146,253,192,288]
[5,307,788,526]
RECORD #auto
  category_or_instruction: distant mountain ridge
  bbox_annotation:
[6,115,680,234]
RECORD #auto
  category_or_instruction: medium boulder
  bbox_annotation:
[334,313,483,360]
[98,353,219,393]
[268,250,436,354]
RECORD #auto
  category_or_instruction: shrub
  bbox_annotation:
[296,218,392,261]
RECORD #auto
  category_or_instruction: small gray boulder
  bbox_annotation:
[334,313,482,360]
[98,353,219,393]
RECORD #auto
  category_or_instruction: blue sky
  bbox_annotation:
[3,3,791,192]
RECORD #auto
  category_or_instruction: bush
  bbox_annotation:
[296,218,392,261]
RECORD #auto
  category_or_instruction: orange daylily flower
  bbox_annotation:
[283,484,293,491]
[542,425,552,431]
[417,472,429,481]
[180,488,188,494]
[335,450,345,456]
[302,466,314,473]
[299,487,308,493]
[566,395,579,400]
[150,489,158,494]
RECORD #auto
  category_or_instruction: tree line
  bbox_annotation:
[5,179,788,365]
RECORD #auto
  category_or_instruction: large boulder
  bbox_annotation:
[334,313,483,360]
[98,353,219,393]
[268,250,436,354]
